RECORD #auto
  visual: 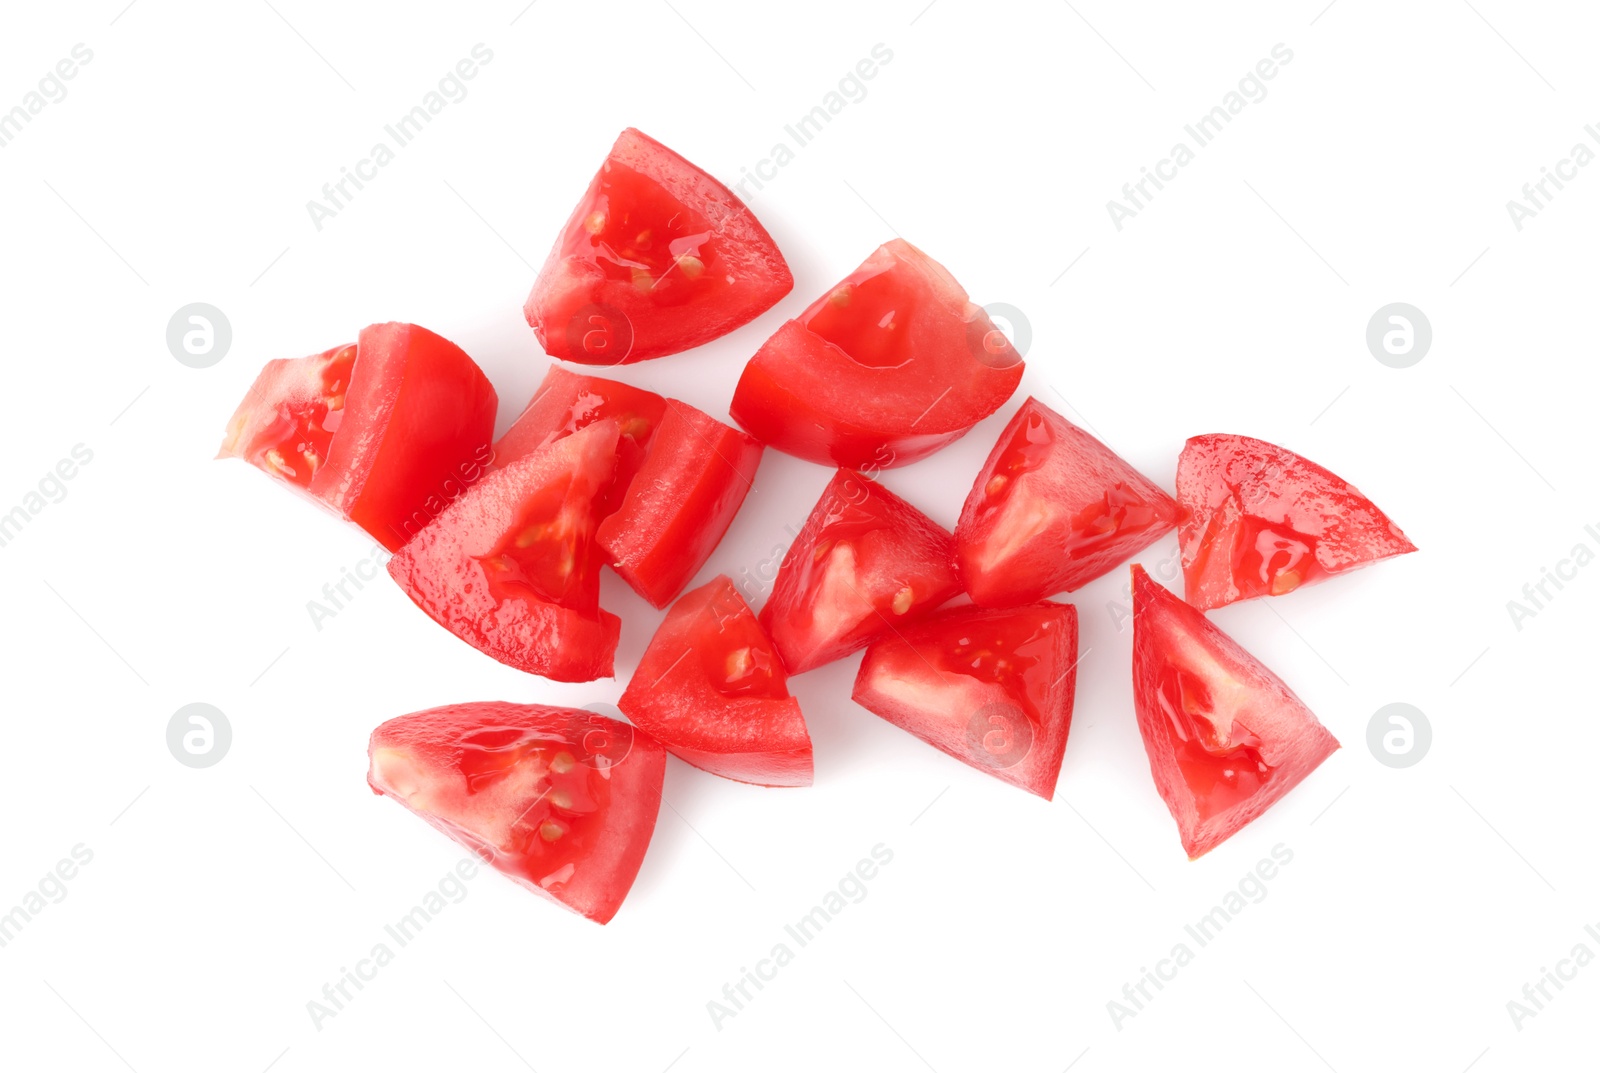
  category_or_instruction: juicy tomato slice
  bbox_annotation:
[1131,565,1339,858]
[524,128,793,364]
[620,575,812,787]
[387,421,622,682]
[759,469,961,674]
[852,602,1078,799]
[596,400,763,609]
[729,239,1023,469]
[1176,434,1417,611]
[219,322,498,551]
[956,398,1179,606]
[493,364,669,517]
[367,702,666,924]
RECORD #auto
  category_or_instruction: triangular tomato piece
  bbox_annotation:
[388,421,621,682]
[218,323,498,551]
[619,576,811,787]
[956,398,1178,605]
[730,239,1024,469]
[524,128,793,364]
[1131,566,1339,858]
[852,602,1077,799]
[1176,434,1417,611]
[596,400,763,609]
[367,702,666,924]
[760,469,960,674]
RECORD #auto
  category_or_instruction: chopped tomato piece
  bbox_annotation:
[852,602,1078,799]
[525,128,793,364]
[1177,434,1417,611]
[956,398,1178,606]
[493,364,668,517]
[596,400,763,608]
[1131,565,1339,858]
[760,469,960,674]
[367,702,666,924]
[219,323,498,551]
[388,421,622,682]
[620,576,811,787]
[730,239,1023,469]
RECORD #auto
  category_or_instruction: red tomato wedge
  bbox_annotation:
[956,398,1178,606]
[1176,434,1417,611]
[388,421,622,682]
[524,128,793,364]
[852,602,1078,799]
[367,702,665,924]
[730,239,1023,469]
[493,365,668,517]
[596,401,763,608]
[620,576,812,787]
[219,322,498,551]
[760,470,960,674]
[1131,565,1339,858]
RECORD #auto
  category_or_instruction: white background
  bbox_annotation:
[1,1,1595,1070]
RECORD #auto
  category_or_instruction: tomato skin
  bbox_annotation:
[956,398,1179,606]
[367,702,666,924]
[1131,565,1339,858]
[219,322,498,552]
[597,401,763,609]
[852,601,1078,799]
[493,365,668,517]
[729,240,1023,469]
[388,421,622,683]
[760,469,960,674]
[621,576,812,787]
[1177,434,1417,611]
[525,128,792,364]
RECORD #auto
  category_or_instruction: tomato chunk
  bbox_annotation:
[596,400,763,608]
[852,602,1078,799]
[367,702,666,924]
[388,421,622,682]
[730,239,1022,469]
[219,322,498,551]
[760,470,960,674]
[493,364,668,517]
[1176,434,1417,611]
[1131,565,1339,858]
[620,576,811,787]
[956,398,1178,606]
[525,128,793,364]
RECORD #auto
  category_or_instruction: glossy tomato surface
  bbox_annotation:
[730,239,1022,469]
[388,421,621,682]
[596,400,762,608]
[1176,434,1417,611]
[956,398,1178,606]
[852,601,1078,799]
[493,364,668,517]
[524,128,793,364]
[368,702,666,924]
[1131,565,1339,858]
[219,322,498,551]
[760,469,960,674]
[620,576,811,787]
